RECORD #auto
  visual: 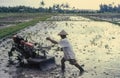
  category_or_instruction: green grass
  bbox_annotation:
[0,13,52,38]
[0,13,42,18]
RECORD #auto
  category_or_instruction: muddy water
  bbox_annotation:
[0,15,120,78]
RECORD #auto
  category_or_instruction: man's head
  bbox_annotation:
[60,35,66,39]
[58,30,68,39]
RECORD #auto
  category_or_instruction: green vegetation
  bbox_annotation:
[0,13,50,18]
[0,13,52,38]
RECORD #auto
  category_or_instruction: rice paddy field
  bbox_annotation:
[0,13,53,38]
[0,14,120,78]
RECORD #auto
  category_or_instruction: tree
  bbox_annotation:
[99,3,120,13]
[40,0,45,8]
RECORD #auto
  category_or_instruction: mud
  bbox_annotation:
[0,15,120,78]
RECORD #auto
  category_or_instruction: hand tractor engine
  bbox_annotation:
[8,35,56,71]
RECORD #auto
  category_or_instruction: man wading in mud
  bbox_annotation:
[46,30,84,75]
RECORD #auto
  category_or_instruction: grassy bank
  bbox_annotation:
[0,13,52,38]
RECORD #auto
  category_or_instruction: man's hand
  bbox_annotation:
[46,37,51,40]
[46,37,58,44]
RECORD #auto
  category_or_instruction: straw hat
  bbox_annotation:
[58,30,68,35]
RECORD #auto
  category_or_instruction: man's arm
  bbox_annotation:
[46,37,58,44]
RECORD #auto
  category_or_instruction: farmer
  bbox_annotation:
[46,30,84,75]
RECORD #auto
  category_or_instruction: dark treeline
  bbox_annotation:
[1,3,120,13]
[0,6,67,13]
[99,4,120,13]
[0,6,41,13]
[0,5,96,13]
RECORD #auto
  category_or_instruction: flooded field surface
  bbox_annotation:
[0,15,120,78]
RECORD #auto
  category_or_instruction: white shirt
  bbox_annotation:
[59,38,75,60]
